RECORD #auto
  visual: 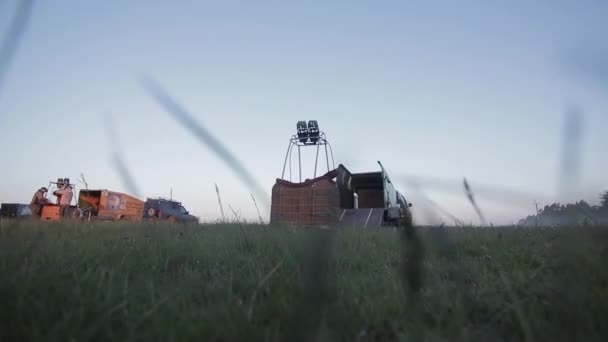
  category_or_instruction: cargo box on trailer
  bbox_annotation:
[271,169,341,225]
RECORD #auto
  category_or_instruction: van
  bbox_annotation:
[77,189,144,221]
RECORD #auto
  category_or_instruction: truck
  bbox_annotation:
[76,189,145,221]
[143,197,199,223]
[0,203,32,219]
[270,161,412,228]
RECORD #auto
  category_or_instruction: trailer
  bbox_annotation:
[36,178,80,221]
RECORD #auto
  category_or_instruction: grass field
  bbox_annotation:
[0,221,607,342]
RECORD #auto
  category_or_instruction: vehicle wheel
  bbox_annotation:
[397,204,413,228]
[70,208,82,220]
[147,208,156,217]
[82,208,93,221]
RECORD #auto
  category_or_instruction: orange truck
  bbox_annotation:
[75,189,144,221]
[38,189,144,222]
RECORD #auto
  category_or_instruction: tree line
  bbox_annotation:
[518,191,608,227]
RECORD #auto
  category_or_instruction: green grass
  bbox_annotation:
[0,221,607,341]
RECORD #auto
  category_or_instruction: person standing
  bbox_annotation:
[29,187,50,217]
[53,183,74,217]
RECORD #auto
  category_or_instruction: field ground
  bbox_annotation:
[0,221,607,342]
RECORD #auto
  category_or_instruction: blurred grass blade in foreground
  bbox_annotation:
[285,227,337,342]
[400,174,548,209]
[0,0,35,101]
[464,178,488,226]
[103,113,143,199]
[558,106,584,201]
[139,76,270,212]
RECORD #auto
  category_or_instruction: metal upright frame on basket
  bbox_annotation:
[281,121,336,183]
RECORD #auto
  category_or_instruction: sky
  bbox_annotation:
[0,0,606,225]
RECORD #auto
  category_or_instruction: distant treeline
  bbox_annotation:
[518,191,608,227]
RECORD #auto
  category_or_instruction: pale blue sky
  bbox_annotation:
[1,0,606,224]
